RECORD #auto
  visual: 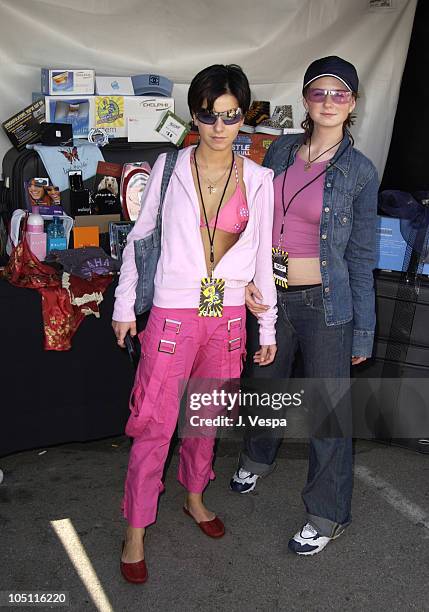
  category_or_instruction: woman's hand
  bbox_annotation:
[245,282,270,316]
[253,344,277,366]
[112,320,137,348]
[351,356,367,366]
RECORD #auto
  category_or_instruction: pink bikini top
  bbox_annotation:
[199,160,249,234]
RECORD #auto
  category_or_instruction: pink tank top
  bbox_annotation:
[272,155,326,257]
[199,160,249,234]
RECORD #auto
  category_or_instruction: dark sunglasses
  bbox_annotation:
[306,88,353,104]
[195,107,243,125]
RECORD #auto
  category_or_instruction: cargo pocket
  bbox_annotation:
[216,317,247,422]
[134,317,186,432]
[223,316,247,379]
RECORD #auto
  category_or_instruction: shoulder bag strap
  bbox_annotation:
[154,148,179,232]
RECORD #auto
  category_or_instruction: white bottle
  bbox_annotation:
[27,212,47,261]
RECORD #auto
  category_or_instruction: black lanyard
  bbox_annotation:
[278,140,351,245]
[194,146,234,276]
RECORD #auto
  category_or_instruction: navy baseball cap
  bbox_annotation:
[303,56,359,93]
[132,73,173,97]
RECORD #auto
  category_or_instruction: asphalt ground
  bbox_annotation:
[0,438,428,612]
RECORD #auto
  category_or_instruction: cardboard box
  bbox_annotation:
[127,115,169,142]
[43,95,96,138]
[92,161,122,215]
[73,226,99,248]
[95,96,126,138]
[183,132,278,166]
[95,76,134,95]
[41,69,95,95]
[376,215,429,274]
[95,96,174,139]
[74,214,121,234]
[126,97,174,142]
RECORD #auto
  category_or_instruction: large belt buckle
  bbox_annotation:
[158,339,176,354]
[227,317,242,332]
[163,318,181,333]
[228,337,241,352]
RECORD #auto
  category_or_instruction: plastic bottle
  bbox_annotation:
[27,212,47,260]
[47,216,67,253]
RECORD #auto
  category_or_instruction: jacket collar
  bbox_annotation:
[330,132,353,177]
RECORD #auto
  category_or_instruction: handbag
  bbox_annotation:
[134,149,178,315]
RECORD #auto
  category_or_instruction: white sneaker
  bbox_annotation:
[288,522,344,556]
[229,468,260,493]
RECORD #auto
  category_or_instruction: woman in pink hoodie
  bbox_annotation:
[112,64,277,583]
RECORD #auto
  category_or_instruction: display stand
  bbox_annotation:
[0,278,134,457]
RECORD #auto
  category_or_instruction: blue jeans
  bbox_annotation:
[240,285,353,538]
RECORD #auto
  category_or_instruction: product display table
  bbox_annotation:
[0,278,134,456]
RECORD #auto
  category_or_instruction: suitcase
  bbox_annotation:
[353,270,429,453]
[1,139,178,218]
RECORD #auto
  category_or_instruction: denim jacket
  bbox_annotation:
[263,133,379,357]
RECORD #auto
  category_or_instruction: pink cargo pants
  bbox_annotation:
[122,305,246,528]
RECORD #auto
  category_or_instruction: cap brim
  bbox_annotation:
[303,73,352,91]
[134,88,171,97]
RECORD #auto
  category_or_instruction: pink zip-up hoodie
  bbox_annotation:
[113,145,277,345]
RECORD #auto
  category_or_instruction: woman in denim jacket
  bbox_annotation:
[230,56,379,556]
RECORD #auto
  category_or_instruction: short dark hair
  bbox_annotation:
[188,64,251,116]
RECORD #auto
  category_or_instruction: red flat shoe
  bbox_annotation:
[120,541,148,584]
[183,507,225,538]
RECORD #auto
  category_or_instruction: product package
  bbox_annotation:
[40,122,73,146]
[184,132,278,166]
[95,77,134,95]
[95,96,174,139]
[95,96,126,137]
[109,221,134,262]
[73,226,99,248]
[43,95,96,138]
[24,177,63,215]
[92,161,122,215]
[2,100,45,150]
[126,97,174,142]
[69,170,91,216]
[41,69,95,95]
[155,110,189,146]
[75,214,121,235]
[376,215,429,273]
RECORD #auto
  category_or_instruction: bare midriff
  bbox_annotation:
[288,257,322,285]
